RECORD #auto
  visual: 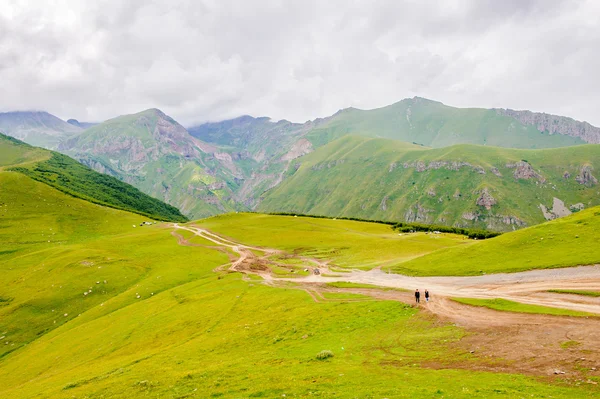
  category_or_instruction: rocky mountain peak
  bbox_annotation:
[495,108,600,144]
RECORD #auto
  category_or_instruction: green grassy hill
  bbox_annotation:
[391,205,600,276]
[197,213,471,269]
[0,195,596,397]
[195,211,600,276]
[1,133,186,222]
[258,135,600,231]
[306,97,588,148]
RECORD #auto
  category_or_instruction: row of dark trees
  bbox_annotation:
[265,212,501,240]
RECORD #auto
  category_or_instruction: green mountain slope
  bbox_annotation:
[1,133,186,222]
[305,97,587,148]
[391,205,600,276]
[0,111,82,149]
[60,109,244,219]
[54,98,600,222]
[184,97,598,220]
[258,135,600,231]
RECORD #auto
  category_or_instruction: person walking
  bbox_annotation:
[425,289,430,302]
[415,289,420,304]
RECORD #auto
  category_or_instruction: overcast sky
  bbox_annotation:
[1,0,599,126]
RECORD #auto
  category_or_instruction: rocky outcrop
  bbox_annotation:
[495,108,600,144]
[461,212,525,227]
[570,203,585,211]
[404,204,432,223]
[490,167,502,177]
[540,197,572,220]
[476,188,496,210]
[280,138,313,161]
[539,205,554,220]
[499,215,526,227]
[311,159,345,171]
[388,162,397,173]
[380,196,389,211]
[214,152,242,178]
[78,158,120,178]
[402,160,485,173]
[506,161,546,183]
[462,212,478,221]
[575,165,598,186]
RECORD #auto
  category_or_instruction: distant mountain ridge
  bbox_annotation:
[300,97,589,149]
[67,119,98,129]
[0,111,82,149]
[59,108,245,218]
[494,108,600,144]
[6,97,600,227]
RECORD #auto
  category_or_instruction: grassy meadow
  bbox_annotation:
[391,206,600,276]
[1,158,599,396]
[548,290,600,297]
[451,298,597,318]
[196,213,472,269]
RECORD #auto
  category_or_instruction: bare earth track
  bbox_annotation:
[173,224,600,382]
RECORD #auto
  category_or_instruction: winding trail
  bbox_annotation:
[173,223,600,315]
[172,223,600,380]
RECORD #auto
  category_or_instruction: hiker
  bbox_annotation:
[415,289,420,304]
[425,289,430,302]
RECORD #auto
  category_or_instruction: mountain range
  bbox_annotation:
[2,124,599,397]
[2,97,600,231]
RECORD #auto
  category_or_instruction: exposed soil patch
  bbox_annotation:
[292,284,600,382]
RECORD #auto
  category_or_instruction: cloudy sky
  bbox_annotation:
[1,0,599,126]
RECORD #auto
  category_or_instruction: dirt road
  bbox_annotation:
[173,224,600,379]
[174,224,600,315]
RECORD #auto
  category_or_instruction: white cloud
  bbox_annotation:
[0,0,599,126]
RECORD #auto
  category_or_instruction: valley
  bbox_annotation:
[1,100,600,398]
[5,97,600,232]
[4,3,600,397]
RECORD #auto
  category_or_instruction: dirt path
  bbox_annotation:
[172,224,600,381]
[299,266,600,314]
[175,222,600,314]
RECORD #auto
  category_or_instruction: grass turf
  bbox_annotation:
[548,290,600,297]
[1,175,599,397]
[391,205,600,276]
[195,213,471,270]
[325,282,409,292]
[451,298,597,318]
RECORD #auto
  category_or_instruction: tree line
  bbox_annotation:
[264,212,501,239]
